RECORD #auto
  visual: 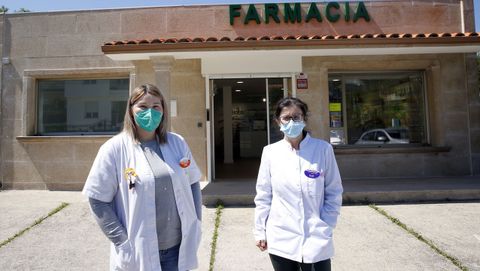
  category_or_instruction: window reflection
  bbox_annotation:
[37,78,129,135]
[328,73,426,145]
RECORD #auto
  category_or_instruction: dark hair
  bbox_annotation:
[274,97,309,121]
[123,84,168,144]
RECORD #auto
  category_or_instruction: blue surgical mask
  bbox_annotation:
[280,120,305,139]
[135,108,163,132]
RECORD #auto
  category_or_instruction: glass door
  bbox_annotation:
[267,78,291,144]
[211,77,290,181]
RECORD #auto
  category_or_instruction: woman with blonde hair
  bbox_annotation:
[83,84,202,271]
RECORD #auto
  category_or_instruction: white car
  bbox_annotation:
[355,128,409,144]
[330,130,345,145]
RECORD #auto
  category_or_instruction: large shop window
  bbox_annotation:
[328,72,427,146]
[37,78,129,135]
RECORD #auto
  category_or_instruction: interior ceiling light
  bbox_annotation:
[332,79,341,82]
[262,98,266,102]
[236,81,244,84]
[235,89,242,92]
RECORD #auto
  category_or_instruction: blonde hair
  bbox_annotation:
[123,84,168,144]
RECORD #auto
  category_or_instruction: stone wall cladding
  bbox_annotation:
[465,54,480,175]
[170,59,206,178]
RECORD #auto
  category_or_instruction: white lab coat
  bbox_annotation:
[254,134,343,263]
[83,132,202,271]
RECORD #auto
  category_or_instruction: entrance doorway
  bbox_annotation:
[211,78,291,181]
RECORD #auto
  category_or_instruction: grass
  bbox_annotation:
[369,204,469,271]
[0,202,69,249]
[208,204,224,271]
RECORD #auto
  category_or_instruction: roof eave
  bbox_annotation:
[101,37,480,55]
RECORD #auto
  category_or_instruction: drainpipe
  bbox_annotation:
[0,11,6,189]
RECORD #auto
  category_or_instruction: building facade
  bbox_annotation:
[0,0,479,190]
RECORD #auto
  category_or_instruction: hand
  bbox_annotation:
[256,240,267,251]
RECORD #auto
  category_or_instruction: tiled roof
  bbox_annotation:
[102,32,480,53]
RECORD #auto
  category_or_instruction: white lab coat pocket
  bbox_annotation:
[114,240,135,271]
[320,220,333,239]
[319,219,333,239]
[306,173,325,197]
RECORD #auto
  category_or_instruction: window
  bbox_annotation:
[37,78,129,135]
[110,79,129,91]
[84,101,99,119]
[329,72,427,146]
[363,131,376,141]
[82,80,97,85]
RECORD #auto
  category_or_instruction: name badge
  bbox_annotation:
[304,169,321,179]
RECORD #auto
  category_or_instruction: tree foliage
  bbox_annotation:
[15,8,31,13]
[0,7,32,13]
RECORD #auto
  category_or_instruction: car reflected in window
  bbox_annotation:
[355,128,410,144]
[330,130,345,145]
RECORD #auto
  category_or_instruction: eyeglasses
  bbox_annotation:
[279,114,304,123]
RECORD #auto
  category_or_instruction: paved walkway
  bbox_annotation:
[0,190,479,270]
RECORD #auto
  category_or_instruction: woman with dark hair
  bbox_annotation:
[254,97,343,271]
[83,84,202,271]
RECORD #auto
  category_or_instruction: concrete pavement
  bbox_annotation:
[1,190,479,270]
[0,191,108,270]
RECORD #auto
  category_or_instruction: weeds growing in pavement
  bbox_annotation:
[209,204,224,271]
[0,202,69,249]
[369,204,469,271]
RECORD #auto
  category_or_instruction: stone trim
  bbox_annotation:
[333,146,451,155]
[24,67,135,79]
[16,135,113,143]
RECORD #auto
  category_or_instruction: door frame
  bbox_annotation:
[205,73,297,182]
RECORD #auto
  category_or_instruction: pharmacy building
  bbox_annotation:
[0,0,479,190]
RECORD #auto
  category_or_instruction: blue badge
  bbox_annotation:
[304,169,320,178]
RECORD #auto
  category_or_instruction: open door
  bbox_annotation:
[211,77,291,181]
